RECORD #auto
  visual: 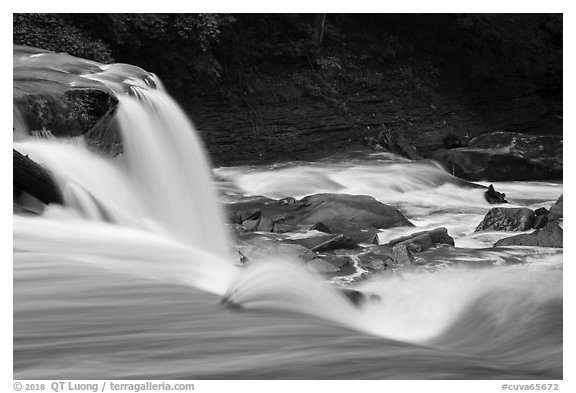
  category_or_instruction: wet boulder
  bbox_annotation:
[293,193,412,227]
[308,220,380,244]
[239,212,276,232]
[226,196,300,233]
[13,45,119,148]
[391,244,415,265]
[285,193,413,243]
[359,239,416,267]
[226,193,413,244]
[484,184,508,204]
[384,227,455,251]
[228,204,280,233]
[548,195,563,221]
[13,149,63,206]
[475,207,535,232]
[310,222,332,234]
[359,228,456,268]
[494,222,563,248]
[532,207,550,230]
[358,246,394,270]
[433,131,562,181]
[363,228,455,267]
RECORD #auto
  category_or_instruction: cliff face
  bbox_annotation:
[184,56,562,167]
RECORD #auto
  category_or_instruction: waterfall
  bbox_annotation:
[14,68,233,259]
[114,88,232,258]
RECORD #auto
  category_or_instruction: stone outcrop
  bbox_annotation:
[13,45,159,154]
[433,131,562,181]
[227,193,413,244]
[13,46,119,148]
[492,195,564,248]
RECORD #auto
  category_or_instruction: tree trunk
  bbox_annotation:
[13,149,63,205]
[313,14,326,46]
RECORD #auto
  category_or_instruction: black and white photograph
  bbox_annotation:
[12,8,566,387]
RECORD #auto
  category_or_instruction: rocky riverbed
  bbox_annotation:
[212,153,563,306]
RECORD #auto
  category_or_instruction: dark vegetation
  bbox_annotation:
[14,13,562,166]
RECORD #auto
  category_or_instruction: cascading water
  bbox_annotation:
[15,140,147,227]
[14,54,563,380]
[15,69,233,259]
[114,88,232,257]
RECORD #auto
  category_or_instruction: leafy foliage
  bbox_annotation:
[13,13,562,98]
[13,14,112,63]
[455,14,562,87]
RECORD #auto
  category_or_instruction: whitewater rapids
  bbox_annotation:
[14,157,563,379]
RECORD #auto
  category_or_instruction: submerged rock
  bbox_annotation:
[339,288,382,306]
[433,131,562,181]
[475,207,535,232]
[494,222,563,248]
[238,237,317,264]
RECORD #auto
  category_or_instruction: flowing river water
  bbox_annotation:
[13,59,562,380]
